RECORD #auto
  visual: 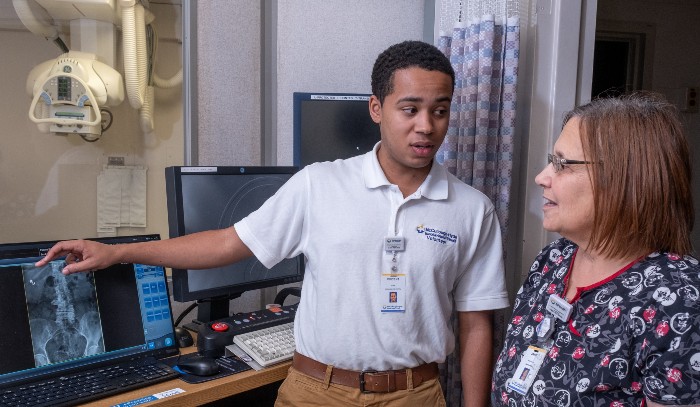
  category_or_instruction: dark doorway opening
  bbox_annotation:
[592,31,646,98]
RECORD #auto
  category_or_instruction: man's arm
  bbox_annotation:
[459,310,494,407]
[36,226,254,274]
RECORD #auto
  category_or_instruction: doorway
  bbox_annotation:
[592,32,645,97]
[591,19,655,99]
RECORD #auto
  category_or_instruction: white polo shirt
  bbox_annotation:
[235,143,509,371]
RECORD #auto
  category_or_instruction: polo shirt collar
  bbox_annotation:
[363,141,449,200]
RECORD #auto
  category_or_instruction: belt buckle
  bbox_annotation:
[359,370,378,393]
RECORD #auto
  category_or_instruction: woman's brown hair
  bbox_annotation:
[563,91,694,257]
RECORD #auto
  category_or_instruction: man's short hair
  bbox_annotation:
[371,40,455,104]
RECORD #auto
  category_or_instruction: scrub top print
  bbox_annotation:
[492,239,700,406]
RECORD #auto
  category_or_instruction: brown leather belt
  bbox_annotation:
[292,352,439,393]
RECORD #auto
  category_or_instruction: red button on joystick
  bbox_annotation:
[211,322,229,332]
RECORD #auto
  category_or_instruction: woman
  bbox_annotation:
[492,92,700,406]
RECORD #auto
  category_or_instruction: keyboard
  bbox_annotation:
[197,304,297,358]
[0,359,178,407]
[233,322,295,367]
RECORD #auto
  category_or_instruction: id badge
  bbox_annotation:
[380,273,406,312]
[507,345,548,395]
[384,236,405,252]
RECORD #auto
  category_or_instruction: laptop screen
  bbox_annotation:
[0,234,178,387]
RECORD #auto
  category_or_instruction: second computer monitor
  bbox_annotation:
[293,92,381,168]
[165,166,304,326]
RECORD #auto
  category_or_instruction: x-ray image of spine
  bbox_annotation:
[23,261,105,367]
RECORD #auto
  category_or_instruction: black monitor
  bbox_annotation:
[0,234,178,386]
[165,166,304,329]
[293,92,381,168]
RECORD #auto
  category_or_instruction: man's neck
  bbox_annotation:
[382,163,431,197]
[375,147,432,198]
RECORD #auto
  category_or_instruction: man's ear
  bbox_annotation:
[369,95,382,124]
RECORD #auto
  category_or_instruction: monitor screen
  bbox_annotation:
[293,92,381,168]
[0,234,177,386]
[165,166,304,326]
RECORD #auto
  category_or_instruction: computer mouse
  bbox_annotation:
[174,326,194,348]
[176,355,220,376]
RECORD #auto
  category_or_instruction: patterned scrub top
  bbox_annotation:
[492,239,700,406]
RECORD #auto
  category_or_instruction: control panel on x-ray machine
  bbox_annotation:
[27,52,124,140]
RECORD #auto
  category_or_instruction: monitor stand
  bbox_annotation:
[183,293,241,332]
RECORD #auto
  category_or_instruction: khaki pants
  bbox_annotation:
[274,366,447,407]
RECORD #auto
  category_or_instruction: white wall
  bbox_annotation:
[191,1,262,166]
[0,3,184,244]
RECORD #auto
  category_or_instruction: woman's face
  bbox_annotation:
[534,118,595,244]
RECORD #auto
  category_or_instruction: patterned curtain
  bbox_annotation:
[435,13,520,407]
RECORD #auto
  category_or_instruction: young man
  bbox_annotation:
[37,41,509,406]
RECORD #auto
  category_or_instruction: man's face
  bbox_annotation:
[369,67,452,179]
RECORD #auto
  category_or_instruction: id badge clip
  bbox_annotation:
[384,237,405,252]
[546,294,573,323]
[535,316,555,342]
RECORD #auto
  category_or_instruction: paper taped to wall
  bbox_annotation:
[97,166,147,236]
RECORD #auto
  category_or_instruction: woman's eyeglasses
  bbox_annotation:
[548,154,593,173]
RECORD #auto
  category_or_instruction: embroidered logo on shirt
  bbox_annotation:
[416,224,457,245]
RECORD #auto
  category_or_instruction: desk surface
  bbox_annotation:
[82,343,291,407]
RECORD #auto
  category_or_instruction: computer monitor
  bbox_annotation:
[0,234,178,385]
[165,166,304,329]
[293,92,381,168]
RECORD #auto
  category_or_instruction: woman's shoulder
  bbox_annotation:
[635,251,700,282]
[627,251,700,300]
[614,252,699,334]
